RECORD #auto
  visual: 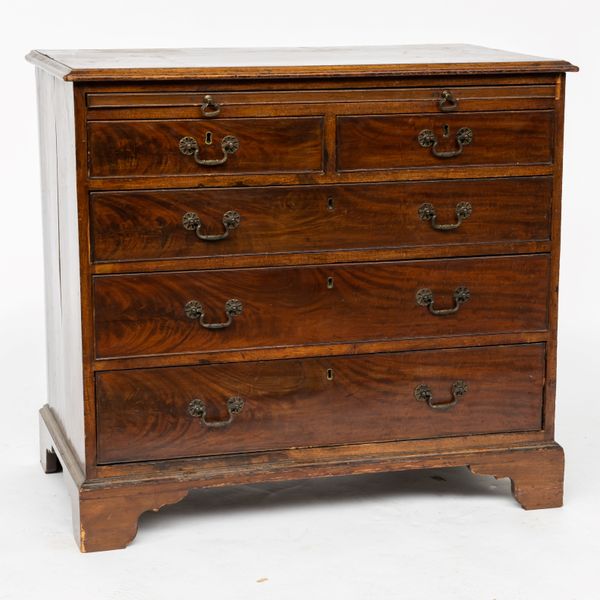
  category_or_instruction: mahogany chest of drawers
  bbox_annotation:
[28,45,577,552]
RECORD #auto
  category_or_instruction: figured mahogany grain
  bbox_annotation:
[93,254,550,359]
[90,177,552,263]
[96,344,545,463]
[337,110,554,171]
[29,48,575,552]
[43,396,564,551]
[87,117,324,178]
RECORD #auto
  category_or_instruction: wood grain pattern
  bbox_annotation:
[93,254,550,359]
[85,85,556,120]
[90,241,552,276]
[41,401,564,551]
[78,487,189,552]
[96,344,545,463]
[85,164,556,192]
[337,110,554,171]
[87,117,324,178]
[86,84,556,106]
[90,177,552,263]
[542,74,566,436]
[80,74,561,94]
[30,49,575,551]
[92,332,550,373]
[26,45,578,82]
[469,443,564,509]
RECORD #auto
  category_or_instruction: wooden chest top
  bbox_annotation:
[26,44,577,81]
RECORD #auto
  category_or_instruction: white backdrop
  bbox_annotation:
[1,1,598,598]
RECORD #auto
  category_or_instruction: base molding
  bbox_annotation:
[40,404,564,552]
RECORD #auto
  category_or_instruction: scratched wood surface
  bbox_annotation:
[96,344,545,463]
[90,177,553,263]
[26,44,578,81]
[30,48,576,551]
[93,254,550,359]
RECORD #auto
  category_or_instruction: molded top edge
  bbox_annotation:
[26,44,579,81]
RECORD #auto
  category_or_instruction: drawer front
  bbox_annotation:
[87,117,324,178]
[86,85,556,117]
[96,344,545,463]
[337,110,554,171]
[93,255,549,359]
[91,177,552,263]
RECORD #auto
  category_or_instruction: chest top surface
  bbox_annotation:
[26,44,577,81]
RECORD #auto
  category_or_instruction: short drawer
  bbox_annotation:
[93,255,549,359]
[95,343,545,463]
[90,177,552,263]
[337,110,554,171]
[87,117,324,178]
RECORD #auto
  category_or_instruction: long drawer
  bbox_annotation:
[90,177,552,263]
[93,254,549,359]
[95,343,545,463]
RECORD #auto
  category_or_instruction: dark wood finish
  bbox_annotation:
[78,487,189,552]
[85,85,549,109]
[90,177,552,263]
[92,331,550,372]
[30,46,575,551]
[80,75,561,93]
[337,111,554,171]
[93,255,549,359]
[86,164,555,192]
[88,117,324,178]
[90,241,553,276]
[41,401,564,551]
[96,344,545,463]
[469,443,564,509]
[85,85,556,120]
[543,73,567,435]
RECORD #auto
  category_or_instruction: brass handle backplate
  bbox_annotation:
[182,210,241,241]
[418,127,473,158]
[188,396,244,427]
[185,298,243,329]
[418,202,472,231]
[414,381,467,410]
[439,90,458,112]
[201,94,221,117]
[416,286,470,316]
[179,134,239,166]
